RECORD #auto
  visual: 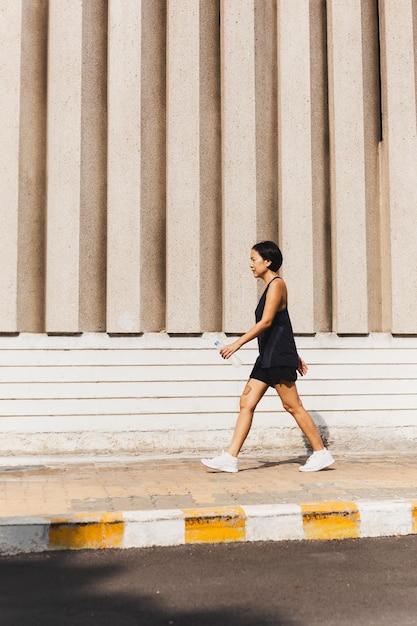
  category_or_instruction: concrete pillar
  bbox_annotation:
[166,0,201,333]
[45,0,83,333]
[379,0,417,334]
[221,0,257,332]
[277,0,314,333]
[0,1,22,331]
[327,0,369,334]
[107,0,142,333]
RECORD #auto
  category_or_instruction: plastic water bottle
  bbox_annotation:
[214,340,242,367]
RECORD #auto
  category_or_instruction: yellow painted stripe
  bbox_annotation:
[411,502,417,533]
[49,512,124,550]
[301,501,360,540]
[183,506,246,544]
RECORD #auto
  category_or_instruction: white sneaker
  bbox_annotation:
[299,448,334,472]
[201,452,238,473]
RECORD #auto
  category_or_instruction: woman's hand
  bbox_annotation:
[220,341,241,360]
[297,355,308,376]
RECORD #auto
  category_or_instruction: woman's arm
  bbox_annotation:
[219,279,286,360]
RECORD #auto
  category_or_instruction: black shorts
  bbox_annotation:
[249,361,297,387]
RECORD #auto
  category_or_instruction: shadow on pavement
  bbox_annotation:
[0,549,301,626]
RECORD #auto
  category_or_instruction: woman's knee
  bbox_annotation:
[276,382,303,416]
[280,396,303,416]
[239,395,256,413]
[239,383,258,412]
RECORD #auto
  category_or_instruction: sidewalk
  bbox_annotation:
[0,453,416,554]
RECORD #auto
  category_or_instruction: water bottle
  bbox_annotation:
[214,340,242,367]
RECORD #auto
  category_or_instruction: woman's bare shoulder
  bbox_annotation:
[268,276,287,293]
[266,276,287,308]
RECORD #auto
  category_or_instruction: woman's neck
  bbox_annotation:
[261,270,278,285]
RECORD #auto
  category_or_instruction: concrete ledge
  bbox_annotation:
[1,500,416,555]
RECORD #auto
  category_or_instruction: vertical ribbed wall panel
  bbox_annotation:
[221,0,258,333]
[79,0,107,332]
[199,0,222,332]
[361,0,382,334]
[45,0,83,333]
[309,0,331,333]
[254,1,278,244]
[379,0,417,334]
[107,0,142,334]
[140,0,167,332]
[327,0,369,334]
[166,0,201,333]
[277,0,314,333]
[1,2,417,336]
[18,1,47,333]
[0,1,22,332]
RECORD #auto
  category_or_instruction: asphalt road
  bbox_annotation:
[1,536,417,625]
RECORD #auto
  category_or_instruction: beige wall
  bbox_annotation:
[1,0,417,335]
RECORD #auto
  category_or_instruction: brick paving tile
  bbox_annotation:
[0,454,416,518]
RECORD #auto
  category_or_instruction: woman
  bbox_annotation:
[202,241,334,473]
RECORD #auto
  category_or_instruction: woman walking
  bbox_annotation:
[202,241,334,473]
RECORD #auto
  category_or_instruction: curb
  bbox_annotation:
[1,500,416,555]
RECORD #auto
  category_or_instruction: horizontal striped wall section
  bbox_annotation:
[0,333,416,457]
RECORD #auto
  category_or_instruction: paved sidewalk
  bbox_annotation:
[0,453,416,554]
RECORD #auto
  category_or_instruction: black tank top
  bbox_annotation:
[255,277,298,368]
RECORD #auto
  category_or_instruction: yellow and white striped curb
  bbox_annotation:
[1,501,416,555]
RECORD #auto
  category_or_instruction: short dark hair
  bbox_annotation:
[252,241,283,271]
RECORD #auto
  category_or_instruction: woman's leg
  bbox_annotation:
[274,381,324,451]
[201,378,268,472]
[227,378,268,457]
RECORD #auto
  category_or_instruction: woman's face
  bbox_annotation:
[250,249,270,278]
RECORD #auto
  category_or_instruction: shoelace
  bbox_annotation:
[304,454,317,465]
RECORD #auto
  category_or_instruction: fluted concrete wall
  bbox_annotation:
[1,0,417,336]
